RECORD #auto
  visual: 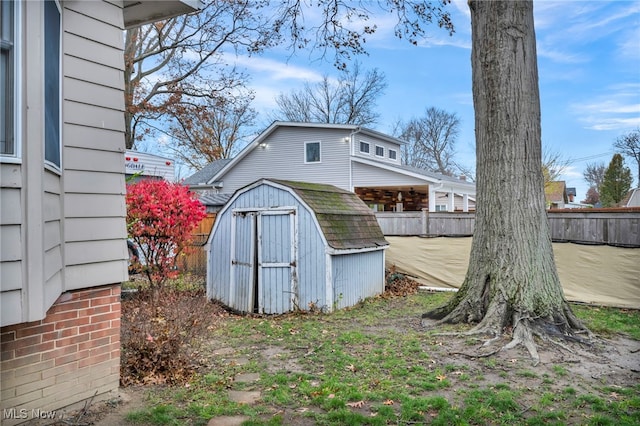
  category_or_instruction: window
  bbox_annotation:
[375,145,384,157]
[389,149,397,160]
[1,1,15,157]
[359,141,369,154]
[305,141,320,163]
[435,205,448,212]
[44,0,61,168]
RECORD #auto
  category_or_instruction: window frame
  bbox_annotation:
[388,149,397,160]
[0,0,21,163]
[435,205,448,212]
[375,145,384,157]
[304,141,321,163]
[359,141,370,154]
[43,0,62,171]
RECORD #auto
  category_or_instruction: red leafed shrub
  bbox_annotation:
[126,179,206,289]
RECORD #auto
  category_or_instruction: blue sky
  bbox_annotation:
[222,0,640,201]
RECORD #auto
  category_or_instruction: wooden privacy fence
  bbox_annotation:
[177,212,217,277]
[376,209,640,247]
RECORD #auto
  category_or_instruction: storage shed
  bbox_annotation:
[207,179,389,314]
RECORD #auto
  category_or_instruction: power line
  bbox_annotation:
[565,151,614,165]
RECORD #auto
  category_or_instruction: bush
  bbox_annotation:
[126,179,206,289]
[120,282,224,386]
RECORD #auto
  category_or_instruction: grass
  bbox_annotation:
[121,285,640,425]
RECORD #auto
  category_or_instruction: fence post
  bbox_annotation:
[422,208,429,235]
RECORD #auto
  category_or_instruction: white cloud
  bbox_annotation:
[231,54,324,82]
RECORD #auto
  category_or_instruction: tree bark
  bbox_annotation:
[423,0,587,363]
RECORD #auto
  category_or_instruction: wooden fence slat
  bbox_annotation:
[376,210,640,247]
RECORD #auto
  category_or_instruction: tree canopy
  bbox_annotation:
[600,153,633,207]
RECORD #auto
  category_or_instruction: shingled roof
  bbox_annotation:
[259,179,388,251]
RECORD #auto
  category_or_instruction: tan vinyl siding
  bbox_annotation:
[61,1,127,291]
[221,127,352,193]
[65,261,128,291]
[1,1,127,326]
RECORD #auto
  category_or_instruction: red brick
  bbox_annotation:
[111,286,121,296]
[55,333,90,348]
[47,310,79,323]
[90,312,119,324]
[90,327,118,340]
[78,322,108,334]
[111,303,121,313]
[79,305,111,317]
[41,360,78,379]
[42,327,80,342]
[0,353,41,370]
[42,344,77,361]
[55,349,89,366]
[91,295,119,307]
[79,336,110,351]
[110,348,121,360]
[1,319,42,333]
[2,349,15,361]
[78,352,110,368]
[15,322,54,338]
[1,330,16,342]
[56,316,90,330]
[15,341,55,358]
[2,334,41,352]
[110,318,121,329]
[48,299,90,314]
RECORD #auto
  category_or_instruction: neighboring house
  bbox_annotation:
[545,180,568,209]
[0,1,199,423]
[184,122,476,213]
[619,188,640,208]
[207,179,389,314]
[125,150,176,182]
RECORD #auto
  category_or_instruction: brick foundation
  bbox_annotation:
[1,284,120,425]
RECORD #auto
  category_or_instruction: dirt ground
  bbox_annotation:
[50,300,640,426]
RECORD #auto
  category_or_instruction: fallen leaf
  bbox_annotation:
[436,374,447,381]
[383,399,394,405]
[289,384,297,389]
[347,400,365,408]
[346,364,357,372]
[327,393,335,399]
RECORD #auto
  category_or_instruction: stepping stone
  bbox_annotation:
[235,372,260,383]
[213,347,235,356]
[228,390,261,404]
[229,357,249,366]
[207,415,250,426]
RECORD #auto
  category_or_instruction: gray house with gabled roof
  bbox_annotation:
[207,179,388,314]
[184,122,476,213]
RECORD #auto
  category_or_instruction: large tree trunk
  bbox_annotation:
[423,0,587,363]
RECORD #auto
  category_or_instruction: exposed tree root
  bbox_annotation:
[423,295,593,366]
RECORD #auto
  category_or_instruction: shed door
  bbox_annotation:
[230,211,257,312]
[258,210,297,314]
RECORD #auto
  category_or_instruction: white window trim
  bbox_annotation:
[359,141,370,154]
[435,204,448,212]
[375,145,384,158]
[304,140,321,163]
[43,0,62,173]
[0,0,21,164]
[388,149,397,161]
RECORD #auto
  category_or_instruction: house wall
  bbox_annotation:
[218,127,352,193]
[0,285,120,425]
[351,135,402,165]
[1,0,128,420]
[352,161,428,187]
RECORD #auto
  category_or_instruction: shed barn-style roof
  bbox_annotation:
[253,179,388,250]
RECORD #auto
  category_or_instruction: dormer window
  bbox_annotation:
[375,145,384,157]
[389,149,397,160]
[359,141,370,154]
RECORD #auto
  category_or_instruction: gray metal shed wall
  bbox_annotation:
[331,250,385,310]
